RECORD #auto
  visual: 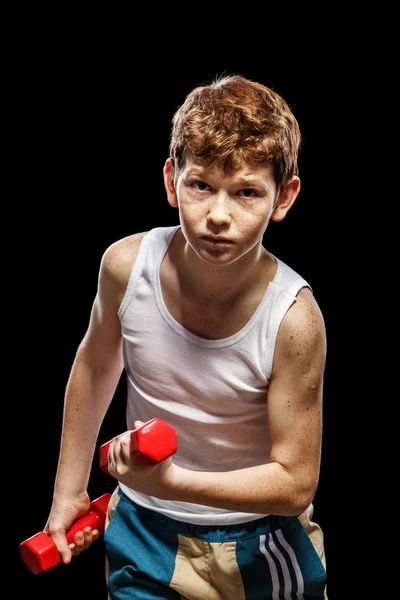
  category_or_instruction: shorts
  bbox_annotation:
[104,486,327,600]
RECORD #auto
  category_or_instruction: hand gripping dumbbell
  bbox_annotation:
[19,493,111,575]
[99,417,177,473]
[20,419,177,575]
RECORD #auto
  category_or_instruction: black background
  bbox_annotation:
[10,24,338,600]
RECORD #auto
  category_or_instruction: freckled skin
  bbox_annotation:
[43,153,326,565]
[160,154,301,340]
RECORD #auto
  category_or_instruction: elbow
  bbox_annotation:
[261,462,319,516]
[290,479,317,516]
[281,475,317,516]
[290,495,314,517]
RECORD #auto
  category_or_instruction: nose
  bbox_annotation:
[207,192,231,226]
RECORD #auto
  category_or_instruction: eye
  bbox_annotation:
[238,188,257,198]
[192,180,211,192]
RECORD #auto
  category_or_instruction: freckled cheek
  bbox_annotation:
[243,213,270,237]
[178,212,200,242]
[178,203,205,224]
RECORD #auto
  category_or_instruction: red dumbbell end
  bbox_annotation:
[131,418,177,465]
[99,441,112,474]
[99,418,177,472]
[20,531,61,575]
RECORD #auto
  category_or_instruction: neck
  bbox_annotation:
[173,233,271,304]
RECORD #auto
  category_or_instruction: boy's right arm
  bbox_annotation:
[44,233,145,565]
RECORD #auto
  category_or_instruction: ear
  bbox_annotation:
[163,158,178,208]
[271,176,301,222]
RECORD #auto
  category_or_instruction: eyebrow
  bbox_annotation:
[234,177,268,188]
[186,169,268,189]
[186,168,207,178]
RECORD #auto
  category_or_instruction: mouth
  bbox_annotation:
[202,236,233,245]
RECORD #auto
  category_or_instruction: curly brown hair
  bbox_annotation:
[169,74,301,191]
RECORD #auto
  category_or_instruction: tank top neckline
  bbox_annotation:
[153,225,282,348]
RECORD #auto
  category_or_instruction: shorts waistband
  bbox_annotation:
[117,488,297,542]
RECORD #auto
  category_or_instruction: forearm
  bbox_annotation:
[54,353,122,496]
[169,462,313,516]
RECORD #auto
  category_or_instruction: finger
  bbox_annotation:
[72,531,85,550]
[69,528,99,558]
[82,526,100,544]
[116,431,132,465]
[108,431,133,472]
[82,528,100,549]
[51,531,73,565]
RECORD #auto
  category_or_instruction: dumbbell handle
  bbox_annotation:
[64,504,107,542]
[99,417,177,472]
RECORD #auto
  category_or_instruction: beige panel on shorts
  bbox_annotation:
[169,534,246,600]
[297,504,326,570]
[105,486,121,530]
[105,486,121,599]
[297,504,328,599]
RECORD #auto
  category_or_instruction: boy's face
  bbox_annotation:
[164,153,299,267]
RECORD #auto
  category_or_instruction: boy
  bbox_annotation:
[44,74,328,599]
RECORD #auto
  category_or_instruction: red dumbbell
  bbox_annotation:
[19,493,111,575]
[99,417,177,473]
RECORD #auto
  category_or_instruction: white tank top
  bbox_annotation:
[118,225,310,525]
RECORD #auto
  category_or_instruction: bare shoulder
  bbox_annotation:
[273,287,327,376]
[95,231,149,311]
[282,287,326,338]
[100,231,148,288]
